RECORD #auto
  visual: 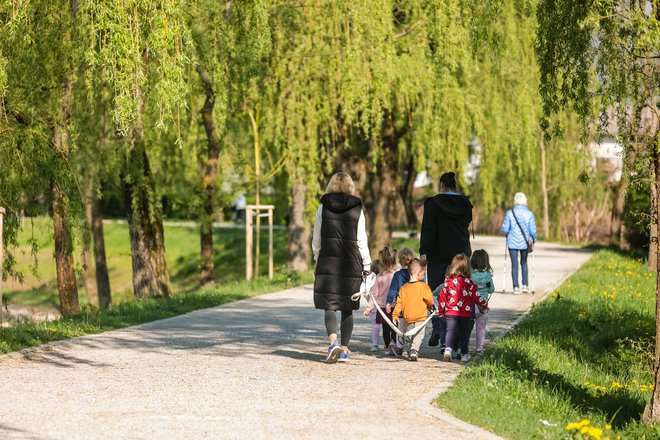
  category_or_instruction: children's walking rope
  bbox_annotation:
[351,273,435,342]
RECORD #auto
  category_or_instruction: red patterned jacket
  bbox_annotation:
[438,276,488,318]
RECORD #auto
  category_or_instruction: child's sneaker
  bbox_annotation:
[443,347,452,362]
[522,285,529,293]
[475,350,484,357]
[370,345,379,352]
[409,349,419,361]
[338,350,350,363]
[461,353,471,363]
[513,287,520,295]
[325,341,341,364]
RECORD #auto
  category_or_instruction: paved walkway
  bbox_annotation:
[0,237,591,440]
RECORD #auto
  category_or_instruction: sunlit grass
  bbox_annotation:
[437,250,659,439]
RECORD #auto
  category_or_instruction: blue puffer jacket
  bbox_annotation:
[501,206,537,250]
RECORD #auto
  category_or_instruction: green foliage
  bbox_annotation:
[439,250,659,439]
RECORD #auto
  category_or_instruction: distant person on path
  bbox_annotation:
[501,192,537,294]
[384,247,416,356]
[470,249,495,356]
[419,172,473,350]
[364,247,397,352]
[438,254,489,363]
[364,258,382,352]
[313,172,371,364]
[391,258,434,361]
[230,194,246,223]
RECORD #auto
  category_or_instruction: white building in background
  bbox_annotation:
[590,136,623,183]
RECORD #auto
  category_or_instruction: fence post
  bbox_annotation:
[0,207,5,327]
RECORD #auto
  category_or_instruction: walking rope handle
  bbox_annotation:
[351,274,434,340]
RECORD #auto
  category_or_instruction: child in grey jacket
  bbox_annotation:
[470,249,495,355]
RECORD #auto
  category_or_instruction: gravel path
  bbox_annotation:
[0,237,592,440]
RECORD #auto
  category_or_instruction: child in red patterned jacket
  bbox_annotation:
[438,253,489,363]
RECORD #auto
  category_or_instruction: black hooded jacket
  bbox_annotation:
[420,193,473,264]
[313,193,364,311]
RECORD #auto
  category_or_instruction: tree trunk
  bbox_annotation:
[400,155,418,229]
[611,123,639,247]
[52,178,79,316]
[121,98,170,299]
[643,145,660,423]
[197,65,221,286]
[288,171,310,271]
[91,190,111,309]
[81,182,98,307]
[650,157,658,271]
[540,136,550,238]
[51,57,79,316]
[366,119,399,253]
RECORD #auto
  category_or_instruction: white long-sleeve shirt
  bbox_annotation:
[312,205,371,271]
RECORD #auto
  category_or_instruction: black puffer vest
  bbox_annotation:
[313,193,364,311]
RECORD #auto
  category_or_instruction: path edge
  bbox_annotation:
[414,252,593,440]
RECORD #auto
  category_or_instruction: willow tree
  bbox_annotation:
[536,0,660,422]
[470,0,592,238]
[0,0,85,315]
[190,0,270,284]
[83,1,191,298]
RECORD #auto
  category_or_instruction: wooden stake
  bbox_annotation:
[268,208,273,280]
[0,207,5,327]
[246,206,253,281]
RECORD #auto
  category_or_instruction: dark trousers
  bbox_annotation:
[509,248,529,288]
[427,262,449,344]
[446,316,471,355]
[324,310,353,346]
[382,310,397,347]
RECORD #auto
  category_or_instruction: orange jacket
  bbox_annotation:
[392,281,434,323]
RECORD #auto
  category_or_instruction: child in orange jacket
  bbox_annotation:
[392,258,434,361]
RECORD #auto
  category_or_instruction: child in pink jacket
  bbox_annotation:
[364,246,397,352]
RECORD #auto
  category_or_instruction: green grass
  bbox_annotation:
[437,249,660,439]
[5,218,293,307]
[0,269,312,354]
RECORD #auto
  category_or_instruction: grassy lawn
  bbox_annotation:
[437,249,659,439]
[5,217,293,307]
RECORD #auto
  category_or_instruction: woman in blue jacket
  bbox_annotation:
[501,192,536,294]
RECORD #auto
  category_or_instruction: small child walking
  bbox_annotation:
[470,249,495,356]
[364,248,397,351]
[392,258,434,361]
[385,247,416,356]
[438,253,489,362]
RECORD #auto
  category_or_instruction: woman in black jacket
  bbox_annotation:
[312,172,371,364]
[420,172,473,350]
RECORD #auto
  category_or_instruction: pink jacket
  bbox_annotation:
[366,269,395,314]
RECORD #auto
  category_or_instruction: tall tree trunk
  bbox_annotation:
[81,182,98,307]
[91,189,111,309]
[51,59,79,316]
[400,155,418,229]
[366,119,399,253]
[197,65,221,286]
[540,136,550,238]
[121,98,170,299]
[650,158,658,272]
[52,178,79,316]
[643,144,660,423]
[288,170,310,271]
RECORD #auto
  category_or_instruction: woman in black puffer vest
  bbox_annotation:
[313,172,371,364]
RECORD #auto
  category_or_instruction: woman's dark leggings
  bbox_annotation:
[446,316,471,354]
[324,310,353,346]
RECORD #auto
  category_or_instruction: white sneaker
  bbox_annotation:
[522,285,529,293]
[513,287,520,295]
[443,347,453,362]
[461,353,471,362]
[370,345,379,352]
